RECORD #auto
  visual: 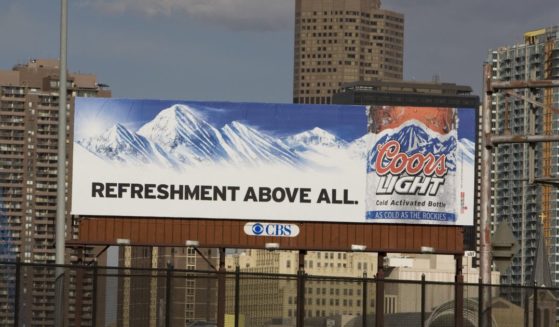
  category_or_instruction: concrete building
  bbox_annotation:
[293,0,404,104]
[0,58,110,326]
[487,26,559,287]
[333,79,479,108]
[117,246,219,327]
[224,251,496,327]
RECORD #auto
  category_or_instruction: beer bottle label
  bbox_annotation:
[365,106,459,224]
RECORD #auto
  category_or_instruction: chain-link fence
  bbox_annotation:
[0,260,557,327]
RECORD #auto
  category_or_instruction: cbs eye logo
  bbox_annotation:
[251,223,264,235]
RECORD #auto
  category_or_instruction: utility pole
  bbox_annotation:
[54,0,68,325]
[480,64,493,327]
[480,62,558,325]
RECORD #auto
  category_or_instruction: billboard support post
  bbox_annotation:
[480,63,494,327]
[421,274,426,327]
[234,266,240,327]
[217,248,226,327]
[55,0,68,326]
[296,250,306,327]
[454,254,464,327]
[375,252,386,327]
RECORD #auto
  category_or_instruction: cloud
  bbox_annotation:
[82,0,294,31]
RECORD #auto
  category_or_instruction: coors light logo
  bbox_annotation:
[365,106,458,223]
[374,139,447,196]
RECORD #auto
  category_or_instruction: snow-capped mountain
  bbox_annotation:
[221,121,302,166]
[137,104,228,164]
[135,104,302,167]
[77,104,475,172]
[347,134,373,159]
[284,127,347,151]
[77,123,178,168]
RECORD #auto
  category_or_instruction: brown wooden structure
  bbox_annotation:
[74,217,464,254]
[72,217,466,327]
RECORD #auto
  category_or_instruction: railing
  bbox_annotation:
[0,260,557,327]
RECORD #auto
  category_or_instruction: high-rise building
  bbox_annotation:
[293,0,404,104]
[0,58,111,326]
[487,26,559,287]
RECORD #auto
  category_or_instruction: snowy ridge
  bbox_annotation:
[77,123,178,168]
[347,134,373,159]
[284,127,347,151]
[79,104,305,168]
[221,121,300,166]
[137,104,227,164]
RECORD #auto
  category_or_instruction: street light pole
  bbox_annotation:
[54,0,68,325]
[480,63,493,326]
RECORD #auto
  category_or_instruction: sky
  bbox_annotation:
[1,0,558,102]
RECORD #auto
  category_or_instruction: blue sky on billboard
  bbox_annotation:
[74,99,476,142]
[74,98,367,141]
[2,1,557,101]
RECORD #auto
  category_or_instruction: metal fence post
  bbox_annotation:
[421,274,426,327]
[235,266,240,327]
[533,281,538,327]
[91,261,98,327]
[165,262,173,327]
[478,278,483,327]
[217,248,226,327]
[362,272,367,327]
[14,258,20,327]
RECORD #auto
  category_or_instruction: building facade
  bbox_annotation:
[487,26,559,287]
[225,250,379,327]
[0,58,111,326]
[225,250,496,327]
[117,246,219,327]
[293,0,404,104]
[333,79,479,108]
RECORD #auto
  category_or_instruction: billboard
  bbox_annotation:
[71,99,476,226]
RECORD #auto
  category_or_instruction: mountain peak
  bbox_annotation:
[310,126,331,135]
[111,123,128,132]
[286,127,347,149]
[106,123,134,141]
[225,120,254,133]
[229,120,246,129]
